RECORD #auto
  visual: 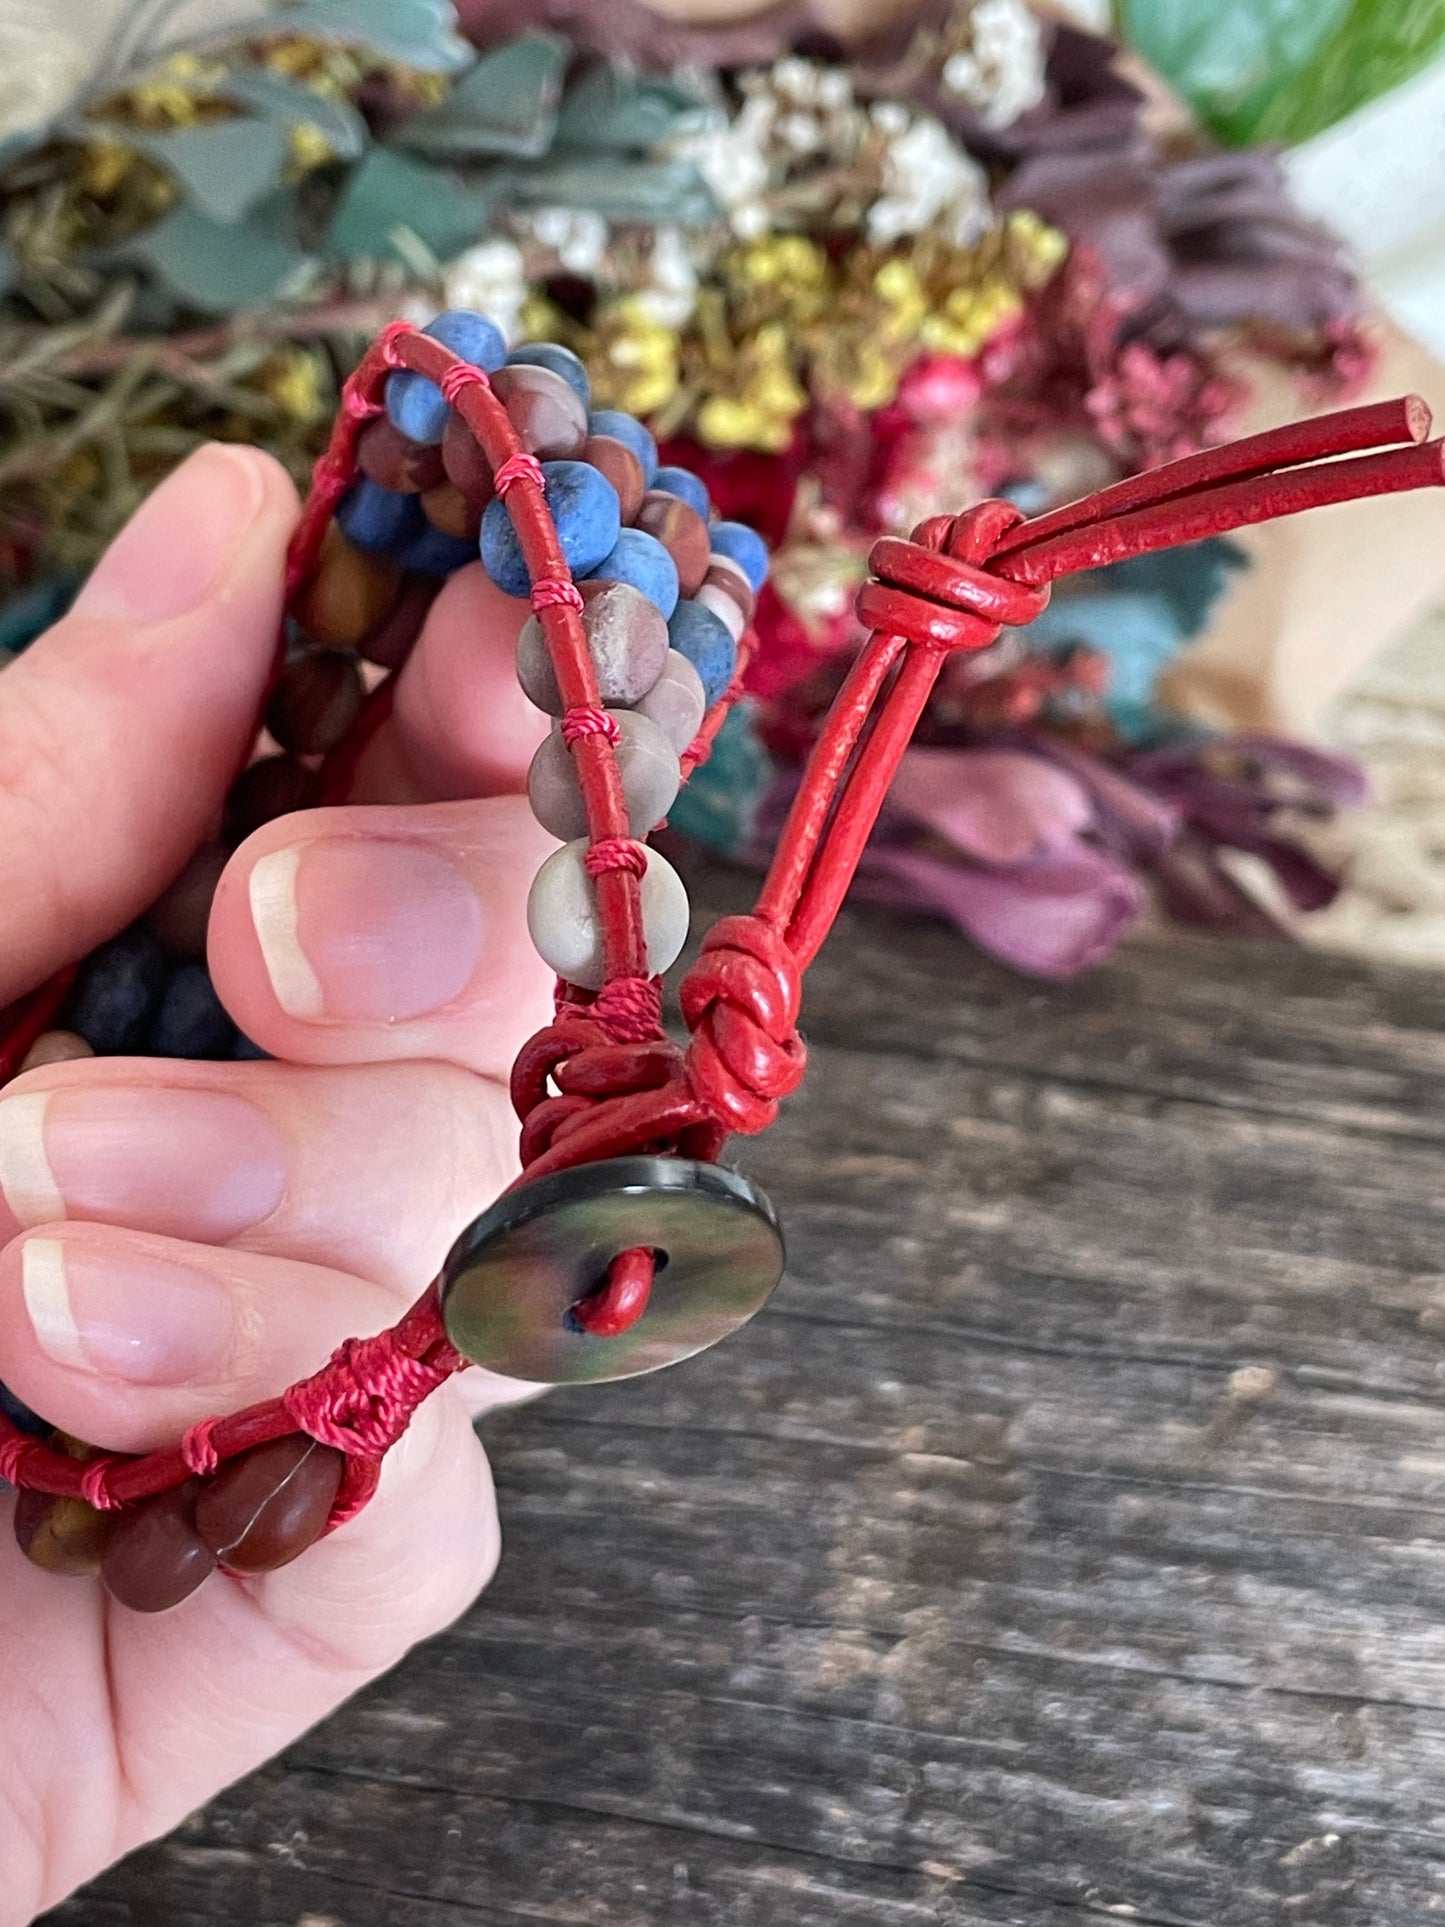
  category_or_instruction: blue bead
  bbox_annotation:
[232,1032,271,1061]
[480,460,622,597]
[385,312,508,446]
[336,479,424,556]
[653,465,710,519]
[147,962,236,1060]
[67,928,169,1054]
[587,410,658,484]
[709,521,769,593]
[426,309,508,372]
[0,1379,49,1442]
[584,529,680,619]
[397,521,477,577]
[507,342,590,407]
[668,600,737,706]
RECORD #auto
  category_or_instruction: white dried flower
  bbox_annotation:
[867,112,990,248]
[668,98,774,238]
[942,0,1047,131]
[522,206,609,276]
[443,238,527,342]
[634,226,699,330]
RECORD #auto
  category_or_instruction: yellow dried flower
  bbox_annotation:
[287,122,337,175]
[696,321,808,452]
[590,297,681,417]
[1004,209,1068,285]
[259,350,329,427]
[128,53,219,129]
[77,140,136,201]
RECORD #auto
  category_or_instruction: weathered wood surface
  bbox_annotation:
[49,877,1445,1926]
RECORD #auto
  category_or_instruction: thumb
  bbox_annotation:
[0,444,299,1005]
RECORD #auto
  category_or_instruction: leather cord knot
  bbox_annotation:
[858,499,1050,654]
[681,916,806,1134]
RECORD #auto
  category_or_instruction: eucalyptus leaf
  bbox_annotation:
[1248,0,1445,144]
[103,197,309,311]
[553,66,710,155]
[509,158,720,226]
[134,118,290,225]
[326,146,495,263]
[282,0,471,72]
[397,33,569,160]
[222,70,367,160]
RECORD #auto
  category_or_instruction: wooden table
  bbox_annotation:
[51,883,1445,1925]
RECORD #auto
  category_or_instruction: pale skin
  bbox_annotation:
[0,443,561,1921]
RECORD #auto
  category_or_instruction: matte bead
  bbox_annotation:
[528,709,681,841]
[384,310,508,446]
[18,1030,94,1072]
[420,480,482,540]
[526,839,690,991]
[480,460,621,597]
[359,573,436,670]
[292,526,401,648]
[633,649,707,754]
[15,1489,114,1576]
[507,341,591,406]
[397,521,478,578]
[146,961,236,1060]
[102,1481,217,1614]
[232,1032,270,1061]
[584,528,679,618]
[582,434,645,524]
[356,418,445,494]
[194,1435,344,1574]
[225,756,320,845]
[427,307,508,369]
[696,583,745,643]
[709,520,770,592]
[667,599,738,706]
[441,412,495,503]
[0,1380,49,1439]
[66,928,169,1054]
[492,363,588,461]
[652,464,711,518]
[634,492,711,597]
[703,553,756,627]
[336,478,424,556]
[146,841,229,958]
[516,580,669,713]
[587,409,658,484]
[266,647,366,755]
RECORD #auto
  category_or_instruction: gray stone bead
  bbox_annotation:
[696,581,746,643]
[526,839,690,990]
[632,649,707,754]
[516,581,670,714]
[528,709,681,841]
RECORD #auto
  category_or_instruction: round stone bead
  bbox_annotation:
[14,1488,115,1576]
[584,527,680,618]
[441,412,495,504]
[696,582,745,643]
[102,1480,217,1614]
[428,307,508,367]
[356,418,444,494]
[516,580,669,713]
[147,841,230,958]
[66,928,169,1054]
[697,553,756,643]
[358,573,436,670]
[194,1435,344,1573]
[146,961,236,1060]
[18,1030,94,1073]
[633,649,707,754]
[507,341,590,406]
[709,519,770,592]
[420,480,482,540]
[528,709,681,841]
[384,309,508,445]
[668,598,738,706]
[526,839,689,991]
[492,363,588,461]
[266,647,366,755]
[653,464,710,519]
[582,434,645,524]
[0,1380,47,1438]
[292,526,401,650]
[480,459,621,597]
[634,491,711,597]
[336,478,424,557]
[225,755,320,846]
[232,1032,270,1061]
[587,409,658,484]
[397,520,478,578]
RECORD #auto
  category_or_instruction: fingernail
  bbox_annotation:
[0,1089,286,1240]
[250,838,485,1022]
[72,445,267,626]
[22,1238,234,1385]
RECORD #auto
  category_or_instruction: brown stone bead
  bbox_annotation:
[583,434,646,524]
[359,572,437,671]
[700,554,756,638]
[441,412,495,505]
[146,841,230,958]
[101,1480,217,1613]
[491,364,588,461]
[14,1488,115,1576]
[293,525,402,650]
[421,480,482,541]
[516,579,670,714]
[225,755,320,846]
[265,648,367,757]
[19,1030,94,1072]
[195,1435,345,1574]
[356,417,445,494]
[634,492,712,596]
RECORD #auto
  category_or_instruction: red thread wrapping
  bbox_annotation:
[180,1420,221,1478]
[494,452,546,496]
[440,362,491,405]
[585,837,647,877]
[562,707,620,747]
[531,579,585,612]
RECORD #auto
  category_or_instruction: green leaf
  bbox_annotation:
[1250,0,1445,143]
[222,71,368,160]
[282,0,471,72]
[553,66,709,154]
[397,33,569,160]
[105,197,309,311]
[508,157,719,225]
[134,118,291,225]
[325,146,495,262]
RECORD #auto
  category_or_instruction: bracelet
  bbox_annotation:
[1,311,1440,1614]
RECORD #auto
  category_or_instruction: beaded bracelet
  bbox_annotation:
[1,309,1441,1614]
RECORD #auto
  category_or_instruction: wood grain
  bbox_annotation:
[47,880,1445,1926]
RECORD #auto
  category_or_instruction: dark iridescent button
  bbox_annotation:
[441,1156,785,1385]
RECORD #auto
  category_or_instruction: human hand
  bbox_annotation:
[0,443,556,1921]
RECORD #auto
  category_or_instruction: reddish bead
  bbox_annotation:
[359,572,437,670]
[146,841,230,958]
[441,413,495,504]
[194,1435,344,1573]
[516,579,669,713]
[293,525,402,649]
[492,364,588,462]
[266,648,367,756]
[14,1488,115,1576]
[421,480,483,541]
[225,756,320,845]
[102,1481,217,1613]
[634,492,711,597]
[356,418,445,494]
[699,554,756,638]
[583,434,645,524]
